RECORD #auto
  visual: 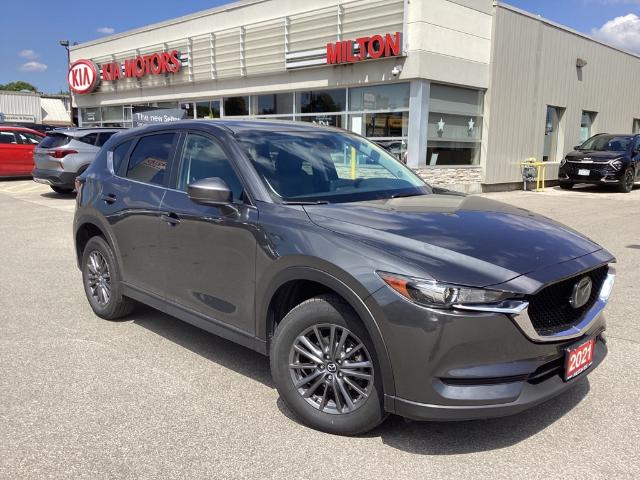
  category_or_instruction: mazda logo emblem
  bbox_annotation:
[326,363,337,373]
[570,277,592,309]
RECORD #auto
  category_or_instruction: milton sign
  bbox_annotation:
[68,50,182,95]
[284,31,404,70]
[326,32,402,65]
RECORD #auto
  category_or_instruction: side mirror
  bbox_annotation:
[187,177,232,206]
[573,145,582,151]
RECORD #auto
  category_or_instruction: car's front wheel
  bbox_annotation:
[559,182,574,190]
[270,295,386,435]
[619,167,635,193]
[81,236,135,320]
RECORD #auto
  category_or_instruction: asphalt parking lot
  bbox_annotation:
[1,179,639,479]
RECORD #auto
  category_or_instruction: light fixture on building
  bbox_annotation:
[391,65,403,77]
[576,58,587,68]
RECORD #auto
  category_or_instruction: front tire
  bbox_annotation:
[618,167,635,193]
[270,295,386,435]
[559,182,574,190]
[81,236,135,320]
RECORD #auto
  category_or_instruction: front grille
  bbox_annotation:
[527,266,609,336]
[564,163,615,179]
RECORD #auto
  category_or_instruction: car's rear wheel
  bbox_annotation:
[51,186,74,194]
[270,294,386,435]
[618,167,635,193]
[81,236,135,320]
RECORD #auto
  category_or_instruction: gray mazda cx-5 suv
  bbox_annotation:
[74,120,615,435]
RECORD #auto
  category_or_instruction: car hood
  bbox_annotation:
[304,194,603,287]
[566,150,624,161]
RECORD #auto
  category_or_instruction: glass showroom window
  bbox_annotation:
[253,93,294,116]
[80,107,101,127]
[224,96,249,116]
[195,100,221,119]
[102,106,127,128]
[180,102,195,119]
[580,111,597,143]
[349,83,410,162]
[426,84,484,166]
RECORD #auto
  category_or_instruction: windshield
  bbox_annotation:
[579,135,631,152]
[237,130,430,203]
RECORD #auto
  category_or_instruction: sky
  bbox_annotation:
[0,0,639,93]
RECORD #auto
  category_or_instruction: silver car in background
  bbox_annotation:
[32,128,123,193]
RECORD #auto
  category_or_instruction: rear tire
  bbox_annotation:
[618,167,635,193]
[51,186,74,194]
[270,294,386,435]
[81,236,135,320]
[559,182,574,190]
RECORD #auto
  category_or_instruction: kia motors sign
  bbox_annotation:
[326,32,402,65]
[68,50,182,95]
[68,59,100,94]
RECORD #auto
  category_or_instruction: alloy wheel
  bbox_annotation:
[86,250,112,306]
[625,170,634,190]
[289,324,374,415]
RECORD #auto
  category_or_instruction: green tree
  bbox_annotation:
[0,81,38,92]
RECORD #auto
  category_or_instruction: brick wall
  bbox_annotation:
[414,167,482,194]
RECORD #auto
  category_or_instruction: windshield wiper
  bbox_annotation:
[282,200,330,205]
[390,192,425,199]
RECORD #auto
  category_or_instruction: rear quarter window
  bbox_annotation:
[111,140,133,173]
[39,133,71,149]
[96,132,116,147]
[77,133,99,146]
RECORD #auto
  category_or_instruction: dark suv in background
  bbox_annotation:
[559,133,639,193]
[74,120,615,435]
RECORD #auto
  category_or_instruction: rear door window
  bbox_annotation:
[17,132,43,144]
[39,133,71,149]
[96,132,116,147]
[125,133,176,186]
[77,133,99,146]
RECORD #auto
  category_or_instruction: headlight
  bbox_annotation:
[610,158,624,170]
[377,272,517,309]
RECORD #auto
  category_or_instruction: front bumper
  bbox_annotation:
[32,168,78,189]
[386,338,606,421]
[366,279,608,421]
[559,163,624,184]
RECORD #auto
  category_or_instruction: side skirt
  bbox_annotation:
[122,283,268,355]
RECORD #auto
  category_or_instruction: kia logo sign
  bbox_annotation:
[68,60,100,95]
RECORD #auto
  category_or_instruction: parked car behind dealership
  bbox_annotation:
[0,126,45,177]
[32,127,122,193]
[559,133,640,193]
[74,120,615,435]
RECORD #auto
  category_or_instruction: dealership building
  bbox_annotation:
[68,0,640,192]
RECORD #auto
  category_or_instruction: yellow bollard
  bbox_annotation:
[521,158,547,192]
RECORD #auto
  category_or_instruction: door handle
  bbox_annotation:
[161,212,181,226]
[101,193,116,204]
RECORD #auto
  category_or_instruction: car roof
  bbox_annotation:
[50,127,124,137]
[124,119,340,137]
[0,126,45,135]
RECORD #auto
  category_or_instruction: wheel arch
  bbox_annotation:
[258,266,395,397]
[74,215,123,273]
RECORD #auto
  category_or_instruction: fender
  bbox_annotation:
[257,265,396,397]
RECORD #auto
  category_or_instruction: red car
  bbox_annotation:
[0,126,45,177]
